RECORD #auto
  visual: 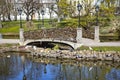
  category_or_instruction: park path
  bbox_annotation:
[0,39,19,44]
[81,38,120,46]
[0,38,120,46]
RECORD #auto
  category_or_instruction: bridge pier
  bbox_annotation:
[19,28,24,45]
[76,28,82,43]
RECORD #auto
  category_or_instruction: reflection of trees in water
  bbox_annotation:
[0,54,23,79]
[62,65,81,80]
[10,55,23,76]
[0,54,120,80]
[60,64,102,80]
[25,61,120,80]
[26,62,45,80]
[106,68,120,80]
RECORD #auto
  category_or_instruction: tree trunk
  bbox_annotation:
[49,12,52,20]
[26,14,29,21]
[8,13,11,21]
[2,15,5,21]
[31,15,33,20]
[38,13,40,21]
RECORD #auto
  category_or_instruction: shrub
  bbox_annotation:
[53,44,59,50]
[57,19,78,28]
[116,25,120,36]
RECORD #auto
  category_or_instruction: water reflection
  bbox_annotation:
[106,69,120,80]
[0,53,120,80]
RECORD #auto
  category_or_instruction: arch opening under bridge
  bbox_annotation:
[24,39,83,50]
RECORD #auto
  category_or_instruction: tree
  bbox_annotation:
[116,0,120,14]
[99,0,116,18]
[78,0,98,27]
[23,0,38,21]
[12,0,18,21]
[4,0,13,21]
[0,0,14,21]
[0,0,6,21]
[52,0,75,22]
[36,0,43,21]
[0,0,5,28]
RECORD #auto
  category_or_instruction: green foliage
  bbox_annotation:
[55,0,75,20]
[99,17,111,27]
[115,17,120,36]
[53,44,59,50]
[99,1,115,18]
[57,19,78,28]
[116,25,120,36]
[58,0,69,16]
[82,0,94,16]
[57,15,100,28]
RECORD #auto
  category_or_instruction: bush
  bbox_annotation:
[53,44,59,50]
[57,19,78,28]
[116,26,120,36]
[57,18,89,28]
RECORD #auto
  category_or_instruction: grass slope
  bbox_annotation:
[80,46,120,51]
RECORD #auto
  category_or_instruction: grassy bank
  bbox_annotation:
[80,46,120,51]
[0,21,25,33]
[0,44,18,48]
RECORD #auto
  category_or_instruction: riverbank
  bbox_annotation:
[27,48,120,62]
[0,45,120,62]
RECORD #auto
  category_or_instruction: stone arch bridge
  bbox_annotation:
[20,27,99,49]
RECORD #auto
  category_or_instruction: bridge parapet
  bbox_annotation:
[24,27,77,42]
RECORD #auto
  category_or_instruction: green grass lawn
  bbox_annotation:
[80,46,120,51]
[0,19,55,33]
[0,26,19,33]
[0,21,25,33]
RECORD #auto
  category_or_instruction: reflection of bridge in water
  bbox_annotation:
[23,27,83,49]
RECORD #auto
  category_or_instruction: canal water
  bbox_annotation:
[0,53,120,80]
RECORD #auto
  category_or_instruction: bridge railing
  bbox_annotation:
[24,27,77,42]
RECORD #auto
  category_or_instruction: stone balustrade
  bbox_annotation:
[24,27,94,42]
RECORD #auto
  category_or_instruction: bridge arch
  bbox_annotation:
[23,39,82,50]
